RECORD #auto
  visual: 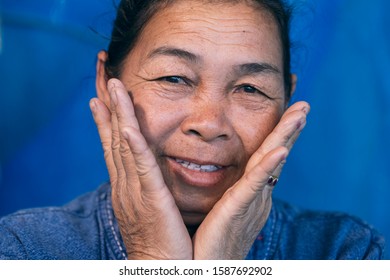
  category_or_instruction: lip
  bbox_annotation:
[166,156,230,188]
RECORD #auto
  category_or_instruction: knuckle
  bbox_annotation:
[103,150,112,161]
[119,143,132,157]
[101,139,112,152]
[115,170,126,183]
[136,161,158,179]
[131,143,149,157]
[243,171,267,192]
[111,131,121,150]
[276,113,306,143]
[280,133,290,145]
[283,110,305,125]
[111,140,120,151]
[111,128,121,139]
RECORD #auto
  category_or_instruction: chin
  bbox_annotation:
[172,188,223,226]
[181,213,207,226]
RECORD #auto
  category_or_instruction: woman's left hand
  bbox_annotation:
[193,101,310,259]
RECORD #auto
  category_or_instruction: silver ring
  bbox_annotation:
[267,175,279,187]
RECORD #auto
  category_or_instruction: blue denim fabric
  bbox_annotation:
[0,183,385,260]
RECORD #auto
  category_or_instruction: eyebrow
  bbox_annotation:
[147,47,200,63]
[147,46,280,76]
[234,62,281,77]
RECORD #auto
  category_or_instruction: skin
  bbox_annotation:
[90,1,310,259]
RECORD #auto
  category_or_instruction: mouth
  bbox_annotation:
[174,158,223,173]
[166,156,230,188]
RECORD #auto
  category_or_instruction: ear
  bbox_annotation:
[96,50,111,108]
[290,74,297,96]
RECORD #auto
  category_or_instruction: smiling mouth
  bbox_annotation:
[174,158,223,172]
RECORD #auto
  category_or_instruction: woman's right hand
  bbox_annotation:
[90,78,192,260]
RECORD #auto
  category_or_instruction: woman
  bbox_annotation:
[0,0,385,259]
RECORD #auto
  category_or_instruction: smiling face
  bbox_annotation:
[111,1,288,225]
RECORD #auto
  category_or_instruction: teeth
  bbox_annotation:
[175,158,222,172]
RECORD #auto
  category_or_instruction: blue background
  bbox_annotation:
[0,0,389,259]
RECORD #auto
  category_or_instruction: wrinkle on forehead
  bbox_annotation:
[147,1,280,46]
[165,0,266,12]
[162,0,276,22]
[164,4,274,29]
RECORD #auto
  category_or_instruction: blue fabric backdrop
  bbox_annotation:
[0,0,389,259]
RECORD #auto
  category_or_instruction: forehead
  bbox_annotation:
[128,0,283,70]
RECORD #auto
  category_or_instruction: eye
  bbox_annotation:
[159,76,187,85]
[240,85,259,94]
[235,84,272,99]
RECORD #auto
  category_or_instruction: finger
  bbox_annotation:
[90,98,118,183]
[272,157,287,180]
[228,146,289,207]
[108,85,126,185]
[282,102,310,151]
[107,80,139,186]
[264,101,309,151]
[108,78,140,130]
[108,78,166,194]
[246,101,309,172]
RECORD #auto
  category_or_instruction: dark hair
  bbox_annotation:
[105,0,293,98]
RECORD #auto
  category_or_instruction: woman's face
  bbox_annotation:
[119,1,287,225]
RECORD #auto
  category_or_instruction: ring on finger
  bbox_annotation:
[267,175,279,187]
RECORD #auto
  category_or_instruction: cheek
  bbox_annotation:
[233,107,282,157]
[132,92,185,149]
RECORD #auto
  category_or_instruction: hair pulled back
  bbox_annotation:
[105,0,293,98]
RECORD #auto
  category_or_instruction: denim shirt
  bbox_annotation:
[0,183,385,260]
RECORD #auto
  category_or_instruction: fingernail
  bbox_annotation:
[107,79,116,91]
[90,99,97,113]
[302,106,310,115]
[297,118,307,130]
[281,152,288,162]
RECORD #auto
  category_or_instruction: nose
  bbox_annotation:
[180,97,233,142]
